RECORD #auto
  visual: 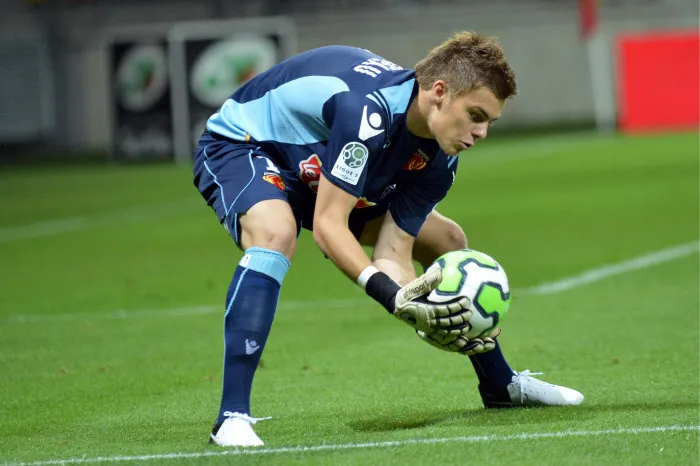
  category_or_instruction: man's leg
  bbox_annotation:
[359,210,583,407]
[194,141,298,446]
[414,211,583,407]
[213,199,296,444]
[411,212,518,399]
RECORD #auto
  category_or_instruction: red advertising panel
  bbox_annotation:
[618,30,699,133]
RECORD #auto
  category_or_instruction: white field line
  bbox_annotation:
[2,241,697,325]
[0,134,600,244]
[519,240,699,295]
[1,299,370,325]
[0,199,200,243]
[6,425,698,465]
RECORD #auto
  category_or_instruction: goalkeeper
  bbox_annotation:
[193,31,583,448]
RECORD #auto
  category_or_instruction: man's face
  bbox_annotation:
[426,84,504,156]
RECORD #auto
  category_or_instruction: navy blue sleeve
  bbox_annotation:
[319,91,388,198]
[389,155,459,237]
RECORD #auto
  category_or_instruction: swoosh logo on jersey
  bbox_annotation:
[358,106,384,141]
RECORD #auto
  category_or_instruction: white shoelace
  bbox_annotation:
[223,411,272,425]
[512,369,543,403]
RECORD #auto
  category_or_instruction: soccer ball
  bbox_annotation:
[427,249,511,339]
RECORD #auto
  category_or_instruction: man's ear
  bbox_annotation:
[432,80,446,107]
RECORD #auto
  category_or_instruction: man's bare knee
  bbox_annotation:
[413,214,468,267]
[256,225,297,257]
[444,219,468,250]
[239,200,297,259]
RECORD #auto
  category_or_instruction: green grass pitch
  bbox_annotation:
[0,132,698,464]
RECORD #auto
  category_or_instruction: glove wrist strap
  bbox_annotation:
[364,271,402,313]
[357,265,379,288]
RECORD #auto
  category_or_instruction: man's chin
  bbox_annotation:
[440,146,460,156]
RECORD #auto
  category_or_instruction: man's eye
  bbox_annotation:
[470,113,484,123]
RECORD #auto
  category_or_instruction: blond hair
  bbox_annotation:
[415,31,517,101]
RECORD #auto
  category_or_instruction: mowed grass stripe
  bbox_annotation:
[2,240,696,324]
[0,199,200,243]
[0,133,611,243]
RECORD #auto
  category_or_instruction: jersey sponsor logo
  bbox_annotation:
[358,106,384,141]
[298,154,322,193]
[403,150,430,171]
[263,173,286,191]
[354,197,376,209]
[331,142,368,186]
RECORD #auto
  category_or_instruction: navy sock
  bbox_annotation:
[468,340,515,390]
[217,247,290,422]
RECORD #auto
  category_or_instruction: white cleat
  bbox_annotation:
[209,411,270,447]
[481,370,584,408]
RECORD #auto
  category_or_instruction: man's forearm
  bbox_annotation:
[373,258,417,286]
[313,219,372,282]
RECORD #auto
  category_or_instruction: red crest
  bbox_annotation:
[403,153,428,171]
[354,197,376,209]
[263,174,286,191]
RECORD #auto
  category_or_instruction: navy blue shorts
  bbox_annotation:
[194,132,387,248]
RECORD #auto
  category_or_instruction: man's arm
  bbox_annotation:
[311,91,470,327]
[314,172,471,332]
[313,174,420,286]
[372,211,417,286]
[313,173,373,282]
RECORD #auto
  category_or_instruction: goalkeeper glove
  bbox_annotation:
[362,263,472,334]
[416,327,501,355]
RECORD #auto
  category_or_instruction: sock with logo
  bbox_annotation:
[217,247,290,423]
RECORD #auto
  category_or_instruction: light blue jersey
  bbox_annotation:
[201,45,458,236]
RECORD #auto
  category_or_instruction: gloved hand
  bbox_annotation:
[391,263,473,334]
[416,327,501,355]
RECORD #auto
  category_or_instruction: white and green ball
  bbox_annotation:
[427,249,511,339]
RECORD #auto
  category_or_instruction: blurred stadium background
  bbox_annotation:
[1,0,698,464]
[0,0,698,160]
